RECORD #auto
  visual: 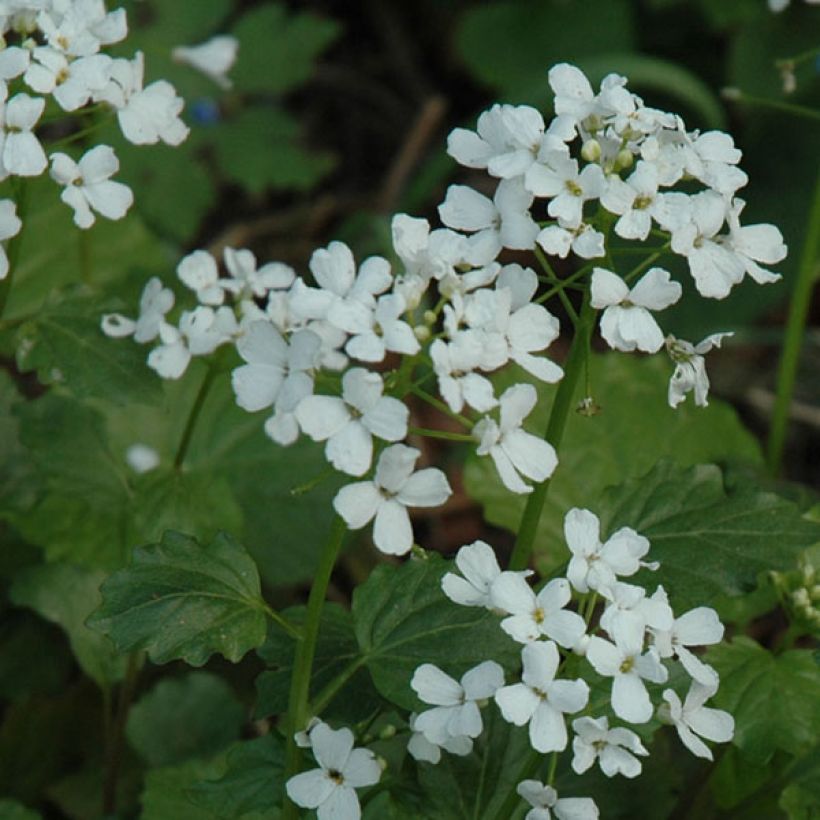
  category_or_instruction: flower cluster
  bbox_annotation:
[0,1,237,240]
[404,511,734,816]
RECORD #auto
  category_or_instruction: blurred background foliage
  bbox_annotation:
[0,0,818,817]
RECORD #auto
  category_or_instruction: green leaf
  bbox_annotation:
[353,554,519,710]
[464,353,763,576]
[211,107,335,194]
[187,735,284,818]
[231,4,340,94]
[598,461,820,609]
[0,800,41,820]
[456,0,635,100]
[140,755,228,820]
[126,672,245,767]
[15,286,161,405]
[0,371,38,512]
[780,748,820,819]
[9,563,127,687]
[707,638,820,765]
[255,604,376,722]
[88,531,268,666]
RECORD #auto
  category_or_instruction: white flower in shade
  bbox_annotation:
[0,91,47,177]
[345,292,420,363]
[49,145,133,228]
[430,335,497,414]
[0,46,30,82]
[590,267,681,354]
[285,721,380,820]
[650,590,723,687]
[571,716,648,778]
[517,780,599,820]
[599,582,674,650]
[333,443,451,555]
[665,332,731,408]
[232,322,319,413]
[23,48,111,110]
[221,247,296,307]
[525,152,605,229]
[412,661,504,745]
[441,540,532,608]
[407,713,472,763]
[177,250,223,306]
[473,383,558,495]
[564,508,656,594]
[548,63,597,125]
[391,213,469,287]
[682,130,748,196]
[661,682,734,760]
[97,52,189,146]
[725,198,786,286]
[38,1,127,56]
[101,276,174,342]
[586,634,668,724]
[0,198,21,279]
[296,368,408,477]
[438,178,539,262]
[125,443,160,474]
[172,35,238,89]
[495,641,589,753]
[537,222,605,260]
[490,575,586,649]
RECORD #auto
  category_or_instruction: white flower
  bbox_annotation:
[661,682,734,760]
[599,582,674,649]
[0,91,47,177]
[23,48,111,110]
[49,145,133,228]
[525,152,605,229]
[725,198,786,286]
[125,443,160,474]
[517,780,599,820]
[333,443,451,555]
[430,334,497,414]
[586,634,668,724]
[474,383,558,495]
[490,574,586,648]
[345,292,420,363]
[411,661,504,745]
[537,222,605,260]
[101,276,174,342]
[285,721,380,820]
[37,1,127,57]
[172,35,238,89]
[441,540,532,608]
[0,198,21,279]
[296,367,408,477]
[391,213,469,286]
[590,267,681,354]
[571,715,648,778]
[407,713,472,763]
[495,641,589,753]
[665,332,731,408]
[177,250,223,305]
[564,508,656,594]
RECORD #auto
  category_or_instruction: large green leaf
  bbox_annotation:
[0,371,38,513]
[706,638,820,765]
[598,461,820,610]
[0,800,41,820]
[255,604,376,723]
[231,3,339,94]
[353,553,519,711]
[9,563,127,687]
[464,353,763,575]
[187,735,284,819]
[88,531,268,666]
[126,672,245,767]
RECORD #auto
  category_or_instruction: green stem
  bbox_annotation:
[407,383,473,428]
[174,366,217,469]
[535,246,579,324]
[261,603,301,641]
[767,163,820,475]
[777,44,820,68]
[622,244,669,283]
[0,179,28,321]
[408,425,474,442]
[282,515,348,819]
[310,657,367,716]
[508,294,596,571]
[724,90,820,122]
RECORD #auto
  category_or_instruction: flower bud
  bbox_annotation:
[581,139,601,163]
[614,148,634,172]
[413,325,431,342]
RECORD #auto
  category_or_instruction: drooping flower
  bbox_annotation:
[665,332,732,408]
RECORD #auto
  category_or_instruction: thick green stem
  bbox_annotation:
[508,295,596,571]
[174,366,217,469]
[767,164,820,476]
[282,515,348,819]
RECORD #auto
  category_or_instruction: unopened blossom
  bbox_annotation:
[665,332,731,408]
[490,574,586,648]
[101,276,173,342]
[495,641,589,753]
[172,35,238,89]
[24,48,111,110]
[0,91,47,177]
[49,145,133,228]
[407,712,472,763]
[564,508,656,594]
[0,198,21,279]
[590,267,682,354]
[571,715,648,778]
[517,780,599,820]
[474,383,558,495]
[412,661,504,745]
[285,721,380,820]
[442,540,532,609]
[586,633,668,724]
[296,367,408,477]
[333,443,451,555]
[661,682,734,760]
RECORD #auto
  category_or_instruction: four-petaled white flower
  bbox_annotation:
[101,275,174,342]
[571,715,648,778]
[661,681,734,760]
[495,641,589,752]
[333,443,451,555]
[517,780,600,820]
[285,721,381,820]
